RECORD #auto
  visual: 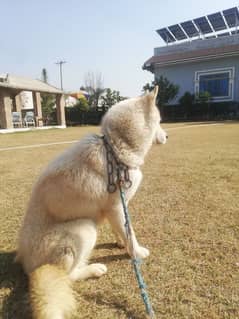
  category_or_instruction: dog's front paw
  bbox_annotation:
[90,263,108,277]
[135,246,150,259]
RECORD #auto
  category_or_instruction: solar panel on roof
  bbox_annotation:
[205,35,216,39]
[156,28,176,43]
[193,16,213,34]
[223,7,239,27]
[217,32,230,37]
[168,24,187,40]
[156,7,239,43]
[180,20,199,37]
[207,12,226,31]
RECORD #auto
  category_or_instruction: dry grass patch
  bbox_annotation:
[0,123,238,318]
[0,126,100,148]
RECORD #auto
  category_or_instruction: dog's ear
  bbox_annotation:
[144,85,158,105]
[149,85,158,102]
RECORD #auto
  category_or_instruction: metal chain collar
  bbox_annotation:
[101,135,132,193]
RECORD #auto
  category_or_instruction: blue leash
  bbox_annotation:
[102,134,154,318]
[119,183,154,318]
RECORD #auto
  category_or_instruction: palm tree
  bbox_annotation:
[41,68,48,83]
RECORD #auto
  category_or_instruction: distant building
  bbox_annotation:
[0,74,65,129]
[143,7,239,106]
[65,95,78,107]
[65,90,89,107]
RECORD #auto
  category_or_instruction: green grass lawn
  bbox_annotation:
[0,123,239,318]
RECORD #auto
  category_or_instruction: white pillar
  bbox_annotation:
[0,90,13,129]
[33,92,43,126]
[56,94,66,126]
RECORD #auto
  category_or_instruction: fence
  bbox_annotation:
[49,102,239,127]
[160,101,239,122]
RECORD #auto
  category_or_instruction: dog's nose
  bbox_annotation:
[166,135,168,139]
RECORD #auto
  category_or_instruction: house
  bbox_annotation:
[0,73,65,129]
[65,90,89,107]
[143,7,239,110]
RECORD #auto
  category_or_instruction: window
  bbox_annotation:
[195,67,234,101]
[199,73,229,97]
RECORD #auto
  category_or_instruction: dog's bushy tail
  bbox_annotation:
[29,264,76,319]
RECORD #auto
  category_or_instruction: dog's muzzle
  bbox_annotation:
[154,127,168,144]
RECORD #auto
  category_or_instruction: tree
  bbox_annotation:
[84,71,105,109]
[195,91,211,104]
[100,88,126,111]
[74,97,89,112]
[40,68,56,121]
[195,91,212,119]
[179,91,194,106]
[143,76,179,107]
[179,91,195,118]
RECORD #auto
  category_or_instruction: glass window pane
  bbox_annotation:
[199,72,229,97]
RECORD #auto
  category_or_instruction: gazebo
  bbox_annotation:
[0,74,66,129]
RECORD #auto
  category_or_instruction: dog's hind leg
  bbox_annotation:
[69,263,107,281]
[31,218,107,281]
[67,219,107,281]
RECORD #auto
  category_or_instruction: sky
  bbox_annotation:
[0,0,238,97]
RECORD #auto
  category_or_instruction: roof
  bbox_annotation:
[69,90,90,99]
[143,43,239,71]
[0,74,63,94]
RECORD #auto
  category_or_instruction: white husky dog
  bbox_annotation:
[16,86,167,319]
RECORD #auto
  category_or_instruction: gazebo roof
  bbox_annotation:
[0,74,63,94]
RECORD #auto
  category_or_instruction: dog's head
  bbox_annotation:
[101,86,167,167]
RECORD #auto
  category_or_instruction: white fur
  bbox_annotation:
[154,126,168,144]
[16,86,166,318]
